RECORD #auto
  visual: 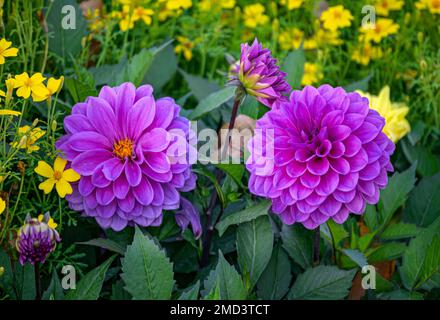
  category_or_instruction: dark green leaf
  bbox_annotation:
[282,49,305,88]
[42,271,64,300]
[189,87,235,120]
[281,224,313,269]
[178,281,200,300]
[77,238,125,255]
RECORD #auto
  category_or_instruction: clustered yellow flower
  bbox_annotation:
[0,38,18,65]
[243,3,269,28]
[0,197,5,215]
[351,41,383,65]
[278,28,304,51]
[11,72,63,102]
[11,125,46,153]
[35,157,81,198]
[279,0,303,10]
[320,5,353,32]
[198,0,235,11]
[301,63,323,86]
[175,36,195,61]
[358,86,411,143]
[375,0,404,16]
[360,18,400,43]
[416,0,440,14]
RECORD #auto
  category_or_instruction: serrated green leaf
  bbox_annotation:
[381,223,420,240]
[401,140,440,177]
[326,219,349,248]
[189,86,235,120]
[281,224,313,269]
[215,164,245,188]
[367,242,407,263]
[237,215,273,289]
[342,249,368,268]
[288,266,356,300]
[256,244,292,300]
[65,255,115,300]
[216,201,271,236]
[121,227,174,300]
[178,281,200,300]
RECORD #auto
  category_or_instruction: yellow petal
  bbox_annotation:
[30,73,46,84]
[55,178,73,198]
[0,89,5,97]
[39,178,56,194]
[0,109,21,116]
[47,77,63,93]
[14,72,30,87]
[31,84,50,97]
[62,168,80,182]
[16,86,31,99]
[2,47,18,57]
[54,157,67,173]
[35,161,54,178]
[0,198,5,215]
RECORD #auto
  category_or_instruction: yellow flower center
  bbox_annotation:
[433,0,440,8]
[53,170,63,181]
[113,138,134,159]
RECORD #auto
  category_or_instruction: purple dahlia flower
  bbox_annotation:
[56,83,198,232]
[230,38,291,108]
[246,85,395,229]
[16,214,60,265]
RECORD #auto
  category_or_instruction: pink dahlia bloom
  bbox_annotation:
[246,85,395,229]
[57,83,198,232]
[229,38,291,108]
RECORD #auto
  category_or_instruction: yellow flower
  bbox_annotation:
[199,0,235,11]
[243,3,269,28]
[416,0,440,14]
[0,38,18,65]
[360,18,399,43]
[301,63,323,86]
[38,214,58,229]
[375,0,404,16]
[0,197,5,215]
[320,5,353,31]
[303,38,318,50]
[358,86,410,143]
[13,72,49,100]
[351,42,383,65]
[34,157,80,198]
[32,76,64,102]
[279,0,303,10]
[132,6,154,25]
[175,36,194,61]
[166,0,192,10]
[312,28,343,47]
[11,126,46,153]
[278,28,304,51]
[3,78,15,106]
[0,109,21,116]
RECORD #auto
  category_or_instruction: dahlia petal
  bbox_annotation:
[96,200,117,218]
[300,171,321,188]
[332,207,349,224]
[316,170,339,196]
[141,128,171,152]
[87,97,117,142]
[92,168,111,188]
[319,196,342,216]
[102,158,125,181]
[354,121,380,144]
[328,125,351,142]
[95,185,115,206]
[347,148,368,172]
[133,178,154,206]
[113,174,130,199]
[345,192,365,214]
[343,135,362,157]
[64,114,94,134]
[72,150,113,176]
[338,172,359,192]
[128,96,156,140]
[329,157,350,175]
[125,161,142,187]
[307,157,330,176]
[358,161,381,181]
[118,192,136,212]
[145,152,171,173]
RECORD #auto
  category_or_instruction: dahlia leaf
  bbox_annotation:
[401,140,440,177]
[367,242,407,263]
[77,238,126,255]
[121,227,174,300]
[400,217,440,290]
[216,200,271,236]
[341,249,368,268]
[343,72,373,92]
[215,163,245,188]
[144,43,177,91]
[65,255,115,300]
[42,271,64,300]
[282,49,305,88]
[189,86,235,120]
[378,164,417,227]
[201,251,247,300]
[381,223,420,240]
[237,215,274,289]
[404,172,440,227]
[288,266,356,300]
[180,70,221,102]
[14,263,35,300]
[178,281,200,300]
[281,224,314,270]
[256,244,292,300]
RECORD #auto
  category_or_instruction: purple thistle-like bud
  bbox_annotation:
[229,38,291,108]
[16,214,60,265]
[246,85,395,229]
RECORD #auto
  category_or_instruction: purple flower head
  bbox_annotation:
[16,214,60,265]
[246,85,395,229]
[229,38,291,108]
[175,197,202,239]
[56,83,198,232]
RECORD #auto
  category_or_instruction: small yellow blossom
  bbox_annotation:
[243,4,269,28]
[358,86,410,143]
[312,29,343,47]
[360,18,400,43]
[199,0,235,11]
[13,72,49,100]
[279,0,303,10]
[301,63,323,86]
[175,36,194,61]
[320,5,353,31]
[0,38,18,65]
[132,6,154,25]
[0,197,5,215]
[375,0,404,16]
[3,78,15,106]
[351,42,383,65]
[11,126,46,153]
[278,28,304,51]
[166,0,192,10]
[32,76,64,102]
[35,157,80,198]
[38,214,58,229]
[416,0,440,14]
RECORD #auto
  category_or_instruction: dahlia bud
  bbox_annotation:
[229,38,291,108]
[16,213,60,265]
[0,266,4,277]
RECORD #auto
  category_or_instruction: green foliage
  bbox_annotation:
[281,224,314,269]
